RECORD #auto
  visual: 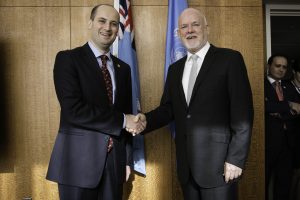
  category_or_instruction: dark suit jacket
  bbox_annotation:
[265,79,298,152]
[46,43,133,188]
[145,45,253,188]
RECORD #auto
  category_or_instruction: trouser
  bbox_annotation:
[266,145,293,200]
[181,174,238,200]
[58,150,123,200]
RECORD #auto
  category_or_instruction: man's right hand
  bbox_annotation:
[125,113,147,136]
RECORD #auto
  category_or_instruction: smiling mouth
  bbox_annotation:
[186,35,196,40]
[99,31,111,37]
[101,34,110,37]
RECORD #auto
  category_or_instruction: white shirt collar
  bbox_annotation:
[88,41,111,60]
[187,42,210,62]
[267,76,281,85]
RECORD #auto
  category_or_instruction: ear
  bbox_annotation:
[206,25,210,35]
[266,64,270,75]
[177,28,183,40]
[176,28,180,37]
[88,20,92,29]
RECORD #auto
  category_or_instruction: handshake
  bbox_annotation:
[125,113,147,136]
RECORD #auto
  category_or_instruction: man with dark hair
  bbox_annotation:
[265,54,300,200]
[267,54,289,66]
[46,4,144,200]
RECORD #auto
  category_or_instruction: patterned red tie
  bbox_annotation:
[100,55,113,152]
[100,55,113,105]
[274,81,284,101]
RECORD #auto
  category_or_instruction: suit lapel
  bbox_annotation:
[175,56,189,110]
[81,43,110,101]
[189,45,217,106]
[82,43,104,77]
[111,55,121,105]
[281,82,288,99]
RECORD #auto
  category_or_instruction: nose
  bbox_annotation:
[279,66,286,72]
[187,24,194,33]
[103,22,111,30]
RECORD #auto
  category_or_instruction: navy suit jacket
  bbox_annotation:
[46,43,133,188]
[145,45,253,188]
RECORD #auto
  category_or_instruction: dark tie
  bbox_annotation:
[274,81,284,101]
[100,55,113,105]
[100,55,113,152]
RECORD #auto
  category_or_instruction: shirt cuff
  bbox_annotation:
[123,114,126,128]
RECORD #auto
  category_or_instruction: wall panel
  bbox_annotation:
[0,7,70,200]
[189,0,262,6]
[0,1,265,200]
[71,0,168,6]
[71,7,91,48]
[0,0,69,6]
[71,0,113,6]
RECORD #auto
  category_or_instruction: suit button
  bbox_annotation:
[187,114,191,119]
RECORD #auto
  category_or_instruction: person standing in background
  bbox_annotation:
[46,4,144,200]
[265,54,300,200]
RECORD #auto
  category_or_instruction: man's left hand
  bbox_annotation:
[224,162,242,183]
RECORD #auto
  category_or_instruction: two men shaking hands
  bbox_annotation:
[125,113,147,136]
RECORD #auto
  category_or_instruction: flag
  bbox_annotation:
[165,0,188,138]
[113,0,146,176]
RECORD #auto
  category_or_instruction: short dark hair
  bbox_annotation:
[90,4,116,20]
[267,54,289,65]
[291,59,300,72]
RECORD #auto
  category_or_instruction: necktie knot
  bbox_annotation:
[191,54,198,62]
[274,80,284,101]
[100,55,108,67]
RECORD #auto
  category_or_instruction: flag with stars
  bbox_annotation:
[113,0,146,175]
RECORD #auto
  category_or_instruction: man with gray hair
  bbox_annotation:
[131,8,253,200]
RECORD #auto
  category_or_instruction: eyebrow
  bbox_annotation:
[96,17,119,23]
[275,64,287,67]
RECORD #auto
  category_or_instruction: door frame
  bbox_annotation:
[265,4,300,59]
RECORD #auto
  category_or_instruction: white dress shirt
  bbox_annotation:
[182,42,210,102]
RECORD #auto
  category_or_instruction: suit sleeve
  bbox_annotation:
[53,51,124,136]
[226,51,254,169]
[265,101,290,114]
[265,81,296,120]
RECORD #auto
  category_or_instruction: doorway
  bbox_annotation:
[266,4,300,78]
